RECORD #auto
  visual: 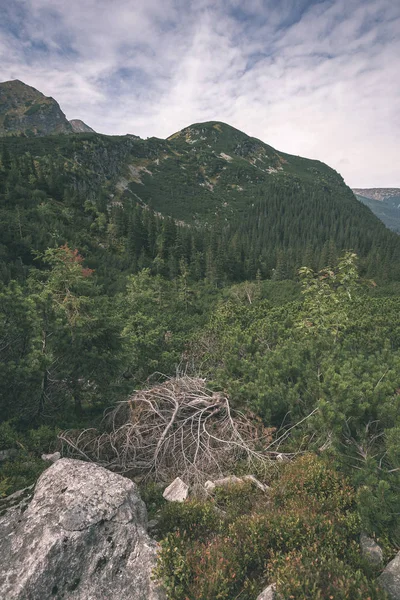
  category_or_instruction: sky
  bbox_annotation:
[0,0,399,188]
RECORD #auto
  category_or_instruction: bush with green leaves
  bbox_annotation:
[154,455,385,600]
[0,454,47,498]
[269,547,387,600]
[0,422,59,497]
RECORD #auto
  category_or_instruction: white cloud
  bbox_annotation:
[0,0,399,187]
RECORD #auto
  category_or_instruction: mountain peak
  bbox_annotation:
[0,79,73,137]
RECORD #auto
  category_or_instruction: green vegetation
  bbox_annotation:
[0,122,399,597]
[24,103,43,116]
[154,456,387,599]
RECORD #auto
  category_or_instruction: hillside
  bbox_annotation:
[353,188,400,233]
[125,120,347,223]
[1,117,400,285]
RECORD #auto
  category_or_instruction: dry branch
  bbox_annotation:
[59,376,305,484]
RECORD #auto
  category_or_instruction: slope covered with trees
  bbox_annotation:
[1,92,400,598]
[1,122,400,289]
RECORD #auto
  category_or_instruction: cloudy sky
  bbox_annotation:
[0,0,399,187]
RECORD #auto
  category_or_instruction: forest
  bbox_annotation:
[1,132,400,598]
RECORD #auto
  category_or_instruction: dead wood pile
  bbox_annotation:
[59,376,286,484]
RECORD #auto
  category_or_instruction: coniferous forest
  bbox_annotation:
[1,123,400,599]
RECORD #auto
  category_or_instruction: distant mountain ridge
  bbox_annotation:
[353,188,400,202]
[353,188,400,233]
[0,80,95,136]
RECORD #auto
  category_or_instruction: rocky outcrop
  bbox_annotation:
[0,80,73,136]
[69,119,96,133]
[0,458,165,600]
[379,551,400,600]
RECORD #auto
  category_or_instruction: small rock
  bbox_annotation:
[242,475,270,492]
[41,451,61,463]
[257,583,277,600]
[205,475,269,494]
[378,551,400,600]
[190,483,210,499]
[213,475,243,487]
[163,477,189,502]
[360,533,383,566]
[147,519,159,533]
[205,480,216,492]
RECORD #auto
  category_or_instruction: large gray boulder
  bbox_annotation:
[379,551,400,600]
[0,458,165,600]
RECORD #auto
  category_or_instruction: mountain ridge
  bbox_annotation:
[353,188,400,202]
[1,80,400,285]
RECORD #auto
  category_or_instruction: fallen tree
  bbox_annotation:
[60,376,313,484]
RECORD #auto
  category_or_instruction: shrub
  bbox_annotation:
[213,480,267,520]
[0,453,46,496]
[156,499,222,541]
[0,421,18,450]
[155,455,372,600]
[25,425,58,454]
[24,103,43,116]
[269,547,388,599]
[272,453,356,512]
[139,483,165,520]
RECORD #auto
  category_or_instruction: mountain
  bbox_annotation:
[0,80,73,136]
[1,81,400,286]
[125,120,346,223]
[353,188,400,233]
[69,119,95,133]
[353,188,400,202]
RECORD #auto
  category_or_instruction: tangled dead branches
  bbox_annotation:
[59,376,306,484]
